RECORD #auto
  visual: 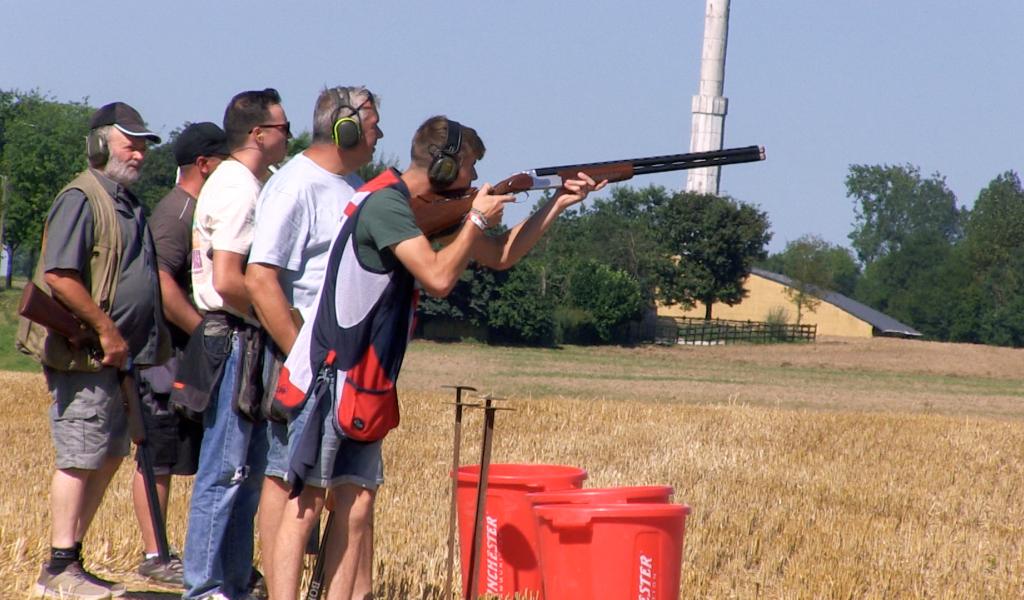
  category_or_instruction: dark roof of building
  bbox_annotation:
[750,267,922,337]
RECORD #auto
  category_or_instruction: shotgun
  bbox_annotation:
[18,282,98,350]
[410,145,766,236]
[121,363,173,564]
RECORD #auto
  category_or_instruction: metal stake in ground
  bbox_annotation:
[442,385,478,600]
[465,395,513,600]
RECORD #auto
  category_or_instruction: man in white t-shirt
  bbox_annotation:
[182,88,291,600]
[246,86,382,600]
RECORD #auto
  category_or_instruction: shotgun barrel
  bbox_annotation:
[534,145,765,178]
[410,145,766,237]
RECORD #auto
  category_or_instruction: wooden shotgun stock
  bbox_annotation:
[410,145,766,237]
[18,282,98,349]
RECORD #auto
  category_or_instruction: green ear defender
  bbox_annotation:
[427,119,463,189]
[332,100,363,149]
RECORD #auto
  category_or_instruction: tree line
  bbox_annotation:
[2,91,1022,347]
[762,165,1024,347]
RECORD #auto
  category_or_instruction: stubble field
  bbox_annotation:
[1,336,1022,598]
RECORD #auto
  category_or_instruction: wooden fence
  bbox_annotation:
[655,316,816,345]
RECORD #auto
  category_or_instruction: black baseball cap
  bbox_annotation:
[89,102,162,143]
[173,122,230,166]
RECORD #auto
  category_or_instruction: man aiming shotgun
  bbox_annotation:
[270,115,605,600]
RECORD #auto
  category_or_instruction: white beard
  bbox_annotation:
[103,154,141,186]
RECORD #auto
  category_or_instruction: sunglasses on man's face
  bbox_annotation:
[253,121,292,139]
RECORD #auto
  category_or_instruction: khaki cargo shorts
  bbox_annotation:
[45,367,130,470]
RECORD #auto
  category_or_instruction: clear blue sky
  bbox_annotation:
[3,1,1021,253]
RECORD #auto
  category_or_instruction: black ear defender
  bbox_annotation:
[86,129,109,167]
[427,119,463,189]
[332,104,363,149]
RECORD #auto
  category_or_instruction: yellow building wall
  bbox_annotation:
[657,274,875,338]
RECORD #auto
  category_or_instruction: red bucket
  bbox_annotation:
[533,503,691,600]
[527,485,674,507]
[454,464,587,598]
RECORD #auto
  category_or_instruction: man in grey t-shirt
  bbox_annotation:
[25,102,167,600]
[246,85,380,598]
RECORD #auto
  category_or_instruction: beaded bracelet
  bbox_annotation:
[467,208,489,231]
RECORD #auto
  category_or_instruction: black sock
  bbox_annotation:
[47,546,80,574]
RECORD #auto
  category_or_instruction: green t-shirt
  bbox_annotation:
[355,187,423,272]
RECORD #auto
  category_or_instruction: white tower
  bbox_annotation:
[686,0,730,195]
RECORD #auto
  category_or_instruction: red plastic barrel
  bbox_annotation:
[533,503,691,600]
[454,464,587,599]
[527,485,674,507]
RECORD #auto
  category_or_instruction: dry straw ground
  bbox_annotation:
[1,336,1022,598]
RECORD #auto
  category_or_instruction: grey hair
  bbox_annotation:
[92,125,114,141]
[312,85,378,144]
[86,125,114,167]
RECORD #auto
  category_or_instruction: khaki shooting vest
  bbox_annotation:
[16,170,123,371]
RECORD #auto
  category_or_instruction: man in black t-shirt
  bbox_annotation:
[131,122,227,586]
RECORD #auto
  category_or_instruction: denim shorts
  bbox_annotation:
[264,347,289,479]
[265,419,289,479]
[287,390,384,491]
[45,367,130,470]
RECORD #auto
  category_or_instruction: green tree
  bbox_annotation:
[575,186,675,306]
[566,259,644,342]
[779,235,832,324]
[0,92,93,270]
[0,89,17,156]
[821,244,861,298]
[760,235,862,319]
[953,172,1024,346]
[418,265,501,328]
[962,172,1024,273]
[655,192,771,319]
[846,164,963,266]
[854,233,963,340]
[487,260,556,345]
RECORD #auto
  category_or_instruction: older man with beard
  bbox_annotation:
[17,101,169,600]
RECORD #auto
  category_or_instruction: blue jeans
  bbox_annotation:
[183,334,268,599]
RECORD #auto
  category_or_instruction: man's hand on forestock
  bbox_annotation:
[554,172,607,211]
[470,183,516,229]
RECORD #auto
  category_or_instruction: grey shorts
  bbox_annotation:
[288,392,384,491]
[45,367,130,470]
